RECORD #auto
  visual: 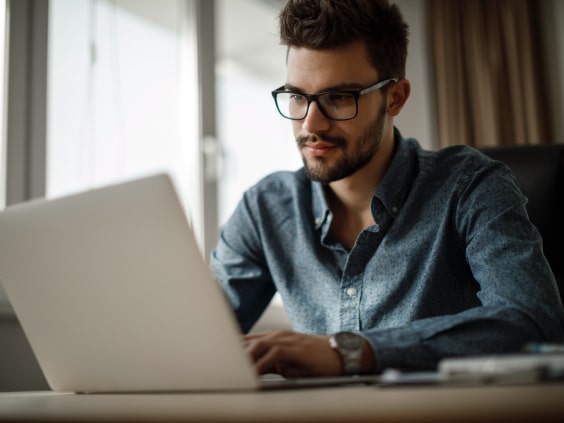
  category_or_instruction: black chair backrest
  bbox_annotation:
[480,144,564,302]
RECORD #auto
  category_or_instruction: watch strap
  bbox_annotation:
[329,331,364,375]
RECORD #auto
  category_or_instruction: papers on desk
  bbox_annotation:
[380,351,564,386]
[438,352,564,384]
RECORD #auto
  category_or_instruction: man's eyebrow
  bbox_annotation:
[283,82,366,93]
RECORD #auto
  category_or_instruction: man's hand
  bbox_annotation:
[243,331,341,378]
[243,330,375,378]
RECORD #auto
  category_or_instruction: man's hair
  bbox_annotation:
[279,0,409,79]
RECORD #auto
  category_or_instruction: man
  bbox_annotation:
[211,0,564,378]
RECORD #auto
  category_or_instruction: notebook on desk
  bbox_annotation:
[0,173,379,393]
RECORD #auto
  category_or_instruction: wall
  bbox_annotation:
[394,0,436,150]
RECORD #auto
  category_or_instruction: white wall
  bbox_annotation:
[394,0,436,150]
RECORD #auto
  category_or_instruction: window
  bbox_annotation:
[215,0,301,225]
[47,0,203,241]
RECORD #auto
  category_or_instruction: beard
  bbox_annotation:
[297,102,387,184]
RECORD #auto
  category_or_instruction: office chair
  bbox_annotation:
[480,143,564,304]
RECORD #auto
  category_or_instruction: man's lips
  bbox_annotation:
[297,135,346,158]
[302,142,337,157]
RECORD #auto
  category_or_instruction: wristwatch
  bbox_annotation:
[329,331,364,375]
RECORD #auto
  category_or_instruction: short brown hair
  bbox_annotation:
[279,0,409,79]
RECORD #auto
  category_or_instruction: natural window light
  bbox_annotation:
[47,0,201,235]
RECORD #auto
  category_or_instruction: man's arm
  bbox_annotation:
[240,160,564,376]
[355,158,564,372]
[211,187,279,334]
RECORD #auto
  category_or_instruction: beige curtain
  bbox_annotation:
[428,0,552,148]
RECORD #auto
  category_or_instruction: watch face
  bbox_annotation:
[335,331,363,351]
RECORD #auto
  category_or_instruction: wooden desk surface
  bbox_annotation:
[0,383,563,423]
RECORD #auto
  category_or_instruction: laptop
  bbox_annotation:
[0,174,379,392]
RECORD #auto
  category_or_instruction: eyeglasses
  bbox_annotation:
[271,78,397,121]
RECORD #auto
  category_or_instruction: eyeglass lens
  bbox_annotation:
[276,92,358,120]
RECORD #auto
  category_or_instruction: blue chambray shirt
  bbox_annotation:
[211,131,564,371]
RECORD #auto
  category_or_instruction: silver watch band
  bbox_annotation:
[329,331,364,375]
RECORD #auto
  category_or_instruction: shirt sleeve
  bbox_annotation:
[363,158,564,372]
[210,191,277,334]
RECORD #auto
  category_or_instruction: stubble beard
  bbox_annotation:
[297,103,387,184]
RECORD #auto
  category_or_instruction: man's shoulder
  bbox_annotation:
[415,142,500,178]
[411,142,522,215]
[418,142,488,164]
[236,168,315,233]
[249,168,310,195]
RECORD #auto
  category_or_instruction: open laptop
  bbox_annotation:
[0,174,379,392]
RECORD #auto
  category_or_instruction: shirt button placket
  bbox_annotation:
[339,275,362,331]
[346,286,356,298]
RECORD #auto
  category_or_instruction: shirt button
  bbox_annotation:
[392,206,399,214]
[346,287,356,297]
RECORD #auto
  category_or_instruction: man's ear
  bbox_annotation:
[387,79,411,116]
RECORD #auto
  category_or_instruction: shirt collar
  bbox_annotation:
[312,182,330,231]
[374,128,417,218]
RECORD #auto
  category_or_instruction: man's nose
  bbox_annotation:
[301,101,331,134]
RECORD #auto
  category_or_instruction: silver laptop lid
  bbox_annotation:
[0,174,258,392]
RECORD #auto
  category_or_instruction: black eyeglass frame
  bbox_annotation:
[271,77,397,121]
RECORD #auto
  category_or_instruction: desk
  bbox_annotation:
[0,383,563,423]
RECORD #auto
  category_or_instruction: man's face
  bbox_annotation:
[286,40,389,183]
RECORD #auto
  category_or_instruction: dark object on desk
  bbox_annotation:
[480,144,564,303]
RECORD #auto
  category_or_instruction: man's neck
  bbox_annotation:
[325,133,395,250]
[328,133,395,213]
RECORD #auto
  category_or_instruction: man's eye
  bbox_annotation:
[327,93,352,103]
[289,94,306,103]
